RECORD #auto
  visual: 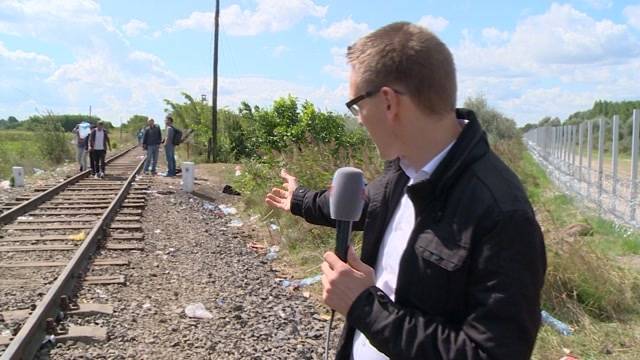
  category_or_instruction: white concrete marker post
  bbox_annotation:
[182,162,195,193]
[12,167,24,187]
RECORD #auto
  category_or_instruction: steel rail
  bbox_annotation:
[0,144,139,226]
[0,154,145,360]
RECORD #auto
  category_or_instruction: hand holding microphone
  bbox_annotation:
[321,167,374,317]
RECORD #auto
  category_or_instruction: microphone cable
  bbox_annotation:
[324,309,336,360]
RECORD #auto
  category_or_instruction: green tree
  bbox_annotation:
[124,115,149,134]
[463,96,518,142]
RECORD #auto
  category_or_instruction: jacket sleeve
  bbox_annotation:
[346,210,546,359]
[290,186,368,231]
[142,128,148,145]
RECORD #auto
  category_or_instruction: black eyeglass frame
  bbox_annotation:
[345,87,405,116]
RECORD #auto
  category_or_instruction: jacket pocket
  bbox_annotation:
[414,229,469,271]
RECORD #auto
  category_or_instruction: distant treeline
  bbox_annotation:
[0,114,113,132]
[522,100,640,154]
[522,100,640,132]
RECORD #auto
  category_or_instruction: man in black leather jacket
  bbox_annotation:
[266,22,546,360]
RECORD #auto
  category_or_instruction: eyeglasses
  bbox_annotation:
[345,87,405,117]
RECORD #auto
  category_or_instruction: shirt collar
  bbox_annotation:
[400,140,456,184]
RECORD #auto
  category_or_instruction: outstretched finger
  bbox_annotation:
[265,196,285,209]
[270,188,288,198]
[280,168,296,182]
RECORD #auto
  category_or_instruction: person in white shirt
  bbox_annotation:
[88,121,111,178]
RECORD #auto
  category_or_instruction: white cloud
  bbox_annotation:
[169,0,327,36]
[129,50,164,66]
[624,5,640,30]
[455,3,639,76]
[416,15,449,33]
[122,19,148,37]
[0,41,54,69]
[582,0,613,10]
[0,0,117,37]
[481,27,509,43]
[308,17,370,41]
[454,4,640,125]
[323,47,349,80]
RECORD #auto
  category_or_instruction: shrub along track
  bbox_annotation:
[0,146,150,359]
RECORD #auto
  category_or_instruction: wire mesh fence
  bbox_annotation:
[523,109,640,228]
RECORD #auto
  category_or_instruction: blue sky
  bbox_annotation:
[1,0,639,126]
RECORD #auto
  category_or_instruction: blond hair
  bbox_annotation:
[347,21,457,115]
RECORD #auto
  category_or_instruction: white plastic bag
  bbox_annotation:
[184,303,213,319]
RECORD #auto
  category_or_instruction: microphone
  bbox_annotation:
[329,167,366,261]
[324,167,365,360]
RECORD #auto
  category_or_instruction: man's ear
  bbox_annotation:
[380,87,400,121]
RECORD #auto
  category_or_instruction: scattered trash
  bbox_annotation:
[33,168,44,175]
[218,204,238,215]
[228,219,244,227]
[560,348,579,360]
[248,242,266,252]
[0,180,9,189]
[541,310,573,336]
[269,223,280,231]
[155,190,175,196]
[302,291,311,298]
[40,334,56,348]
[0,324,11,337]
[17,216,33,220]
[184,303,213,319]
[265,246,279,261]
[222,184,241,196]
[142,303,151,309]
[154,229,162,234]
[203,201,217,211]
[216,298,225,306]
[279,274,322,289]
[68,231,86,241]
[234,165,242,176]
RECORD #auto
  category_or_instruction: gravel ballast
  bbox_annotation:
[45,177,340,359]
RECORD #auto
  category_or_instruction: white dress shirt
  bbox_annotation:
[351,141,456,360]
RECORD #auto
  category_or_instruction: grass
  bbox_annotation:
[510,141,640,359]
[0,130,61,180]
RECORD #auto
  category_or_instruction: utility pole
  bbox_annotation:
[89,105,92,121]
[209,0,220,163]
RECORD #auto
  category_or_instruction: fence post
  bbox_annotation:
[578,122,584,183]
[587,120,593,199]
[631,110,640,223]
[571,125,576,175]
[564,125,569,166]
[597,118,605,214]
[611,115,619,214]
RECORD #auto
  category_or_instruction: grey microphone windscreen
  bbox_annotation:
[330,167,366,221]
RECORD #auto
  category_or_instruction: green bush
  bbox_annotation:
[37,115,72,164]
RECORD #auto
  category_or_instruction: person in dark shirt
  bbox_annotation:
[265,22,546,360]
[142,118,162,175]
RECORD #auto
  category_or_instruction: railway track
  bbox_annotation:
[0,146,151,359]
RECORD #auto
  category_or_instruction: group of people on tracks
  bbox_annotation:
[73,116,180,178]
[72,121,111,179]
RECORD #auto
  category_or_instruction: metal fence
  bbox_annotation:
[523,109,640,228]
